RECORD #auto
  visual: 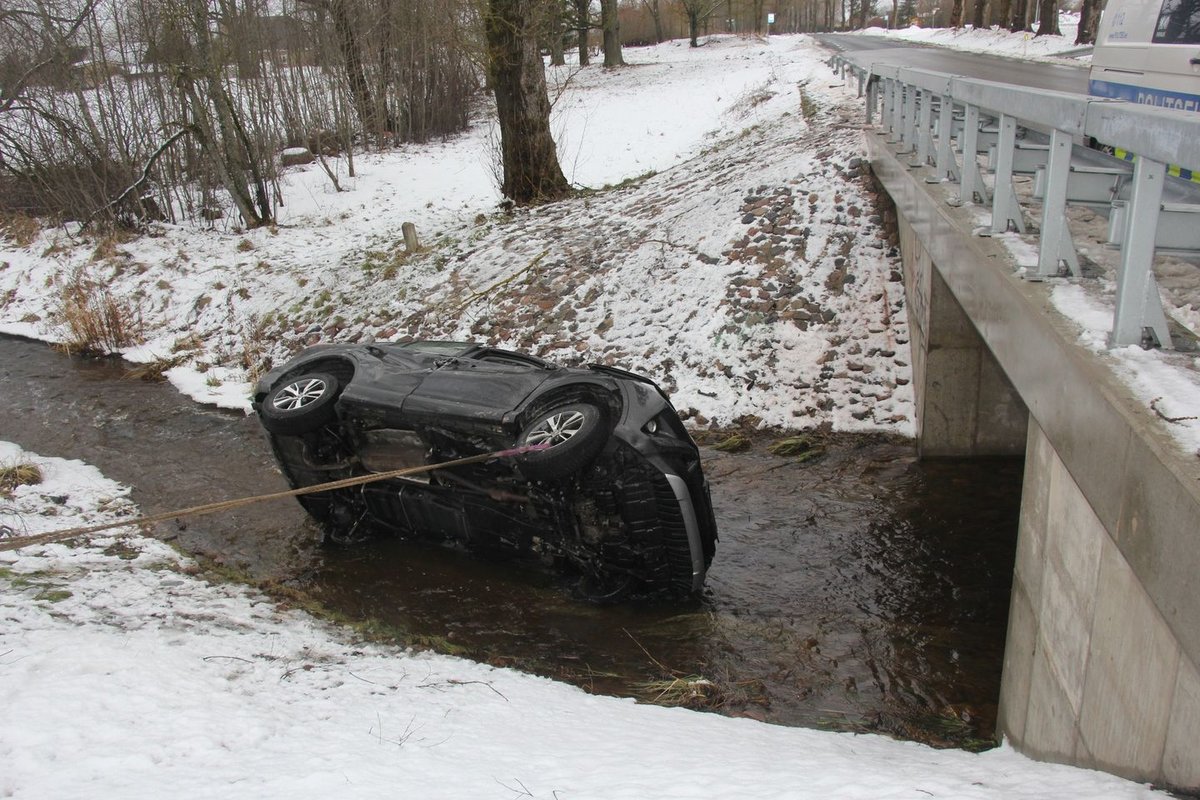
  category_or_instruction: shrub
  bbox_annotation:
[0,462,43,498]
[54,271,144,355]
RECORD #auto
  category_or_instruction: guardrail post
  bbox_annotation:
[929,94,958,184]
[880,78,895,134]
[889,80,904,142]
[1034,128,1081,278]
[865,76,876,125]
[1110,157,1173,348]
[953,104,983,205]
[899,80,917,154]
[912,88,934,168]
[990,114,1026,234]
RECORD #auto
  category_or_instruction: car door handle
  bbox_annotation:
[1192,56,1200,65]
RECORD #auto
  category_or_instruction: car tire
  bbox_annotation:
[260,372,341,435]
[518,402,607,481]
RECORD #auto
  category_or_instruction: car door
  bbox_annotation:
[1091,0,1200,109]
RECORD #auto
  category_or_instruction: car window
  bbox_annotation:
[395,340,473,356]
[1154,0,1200,43]
[474,349,555,369]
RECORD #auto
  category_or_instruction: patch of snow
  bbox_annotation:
[855,14,1086,62]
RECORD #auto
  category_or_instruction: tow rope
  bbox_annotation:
[0,444,547,554]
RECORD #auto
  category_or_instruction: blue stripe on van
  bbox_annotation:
[1088,78,1200,113]
[1089,79,1200,182]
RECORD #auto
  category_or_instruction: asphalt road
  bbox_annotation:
[815,33,1090,94]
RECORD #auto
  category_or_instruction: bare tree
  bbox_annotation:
[0,0,478,230]
[1075,0,1100,43]
[642,0,665,42]
[1035,0,1059,34]
[950,0,966,27]
[1008,0,1031,30]
[599,0,623,66]
[972,0,987,27]
[572,0,591,65]
[539,0,569,66]
[485,0,570,204]
[676,0,723,45]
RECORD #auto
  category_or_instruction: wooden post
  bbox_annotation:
[402,222,419,253]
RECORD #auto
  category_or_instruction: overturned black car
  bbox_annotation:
[252,340,717,597]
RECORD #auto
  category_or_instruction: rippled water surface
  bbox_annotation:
[1,335,1022,746]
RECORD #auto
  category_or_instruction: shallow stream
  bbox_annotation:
[1,334,1022,748]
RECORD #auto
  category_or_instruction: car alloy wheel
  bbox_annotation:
[273,377,329,412]
[260,371,342,435]
[524,409,587,447]
[518,402,608,481]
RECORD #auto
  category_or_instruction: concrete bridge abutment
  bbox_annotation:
[898,216,1027,457]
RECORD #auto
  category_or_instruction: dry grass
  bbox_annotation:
[634,676,724,709]
[54,271,144,355]
[799,84,819,122]
[126,354,187,382]
[0,213,42,247]
[0,462,43,498]
[239,314,273,384]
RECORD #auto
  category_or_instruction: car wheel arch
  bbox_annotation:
[514,383,622,436]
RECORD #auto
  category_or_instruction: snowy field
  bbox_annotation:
[0,441,1168,798]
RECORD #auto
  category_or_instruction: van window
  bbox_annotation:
[1153,0,1200,43]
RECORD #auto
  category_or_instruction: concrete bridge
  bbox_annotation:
[850,61,1200,792]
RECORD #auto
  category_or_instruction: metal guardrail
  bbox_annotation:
[829,53,1200,349]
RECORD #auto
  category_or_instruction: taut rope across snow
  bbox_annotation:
[0,444,547,554]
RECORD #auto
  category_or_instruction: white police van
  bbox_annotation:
[1090,0,1200,111]
[1089,0,1200,176]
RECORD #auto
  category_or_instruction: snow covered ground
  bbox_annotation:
[0,441,1169,798]
[857,15,1086,61]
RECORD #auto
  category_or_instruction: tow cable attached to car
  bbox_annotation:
[0,444,548,554]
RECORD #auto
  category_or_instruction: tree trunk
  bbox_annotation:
[486,0,570,205]
[648,0,667,41]
[996,0,1013,30]
[574,0,590,65]
[972,0,987,27]
[688,9,700,45]
[950,0,965,27]
[646,0,664,42]
[1009,0,1030,30]
[1035,0,1059,34]
[329,0,381,141]
[1076,0,1100,43]
[600,0,624,66]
